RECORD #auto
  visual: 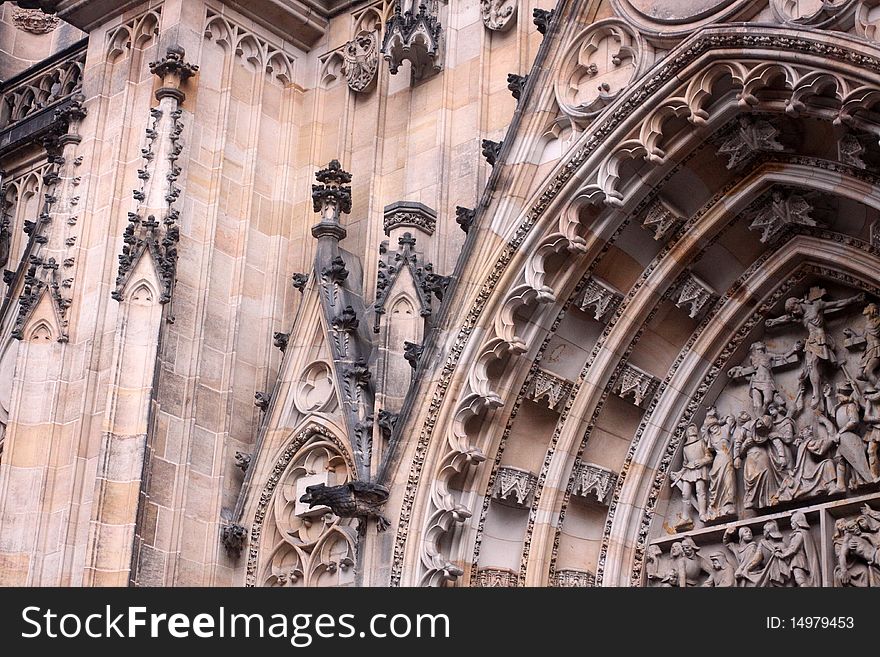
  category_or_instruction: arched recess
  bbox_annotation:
[392,23,880,587]
[244,420,358,587]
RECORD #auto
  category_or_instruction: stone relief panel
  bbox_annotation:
[293,361,338,414]
[343,30,379,93]
[255,430,358,587]
[554,19,649,122]
[650,278,880,585]
[481,0,517,31]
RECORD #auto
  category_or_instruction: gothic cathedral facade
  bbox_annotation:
[1,0,880,588]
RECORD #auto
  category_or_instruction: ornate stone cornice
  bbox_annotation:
[551,568,595,587]
[473,567,518,587]
[526,368,574,410]
[492,466,538,508]
[613,363,658,408]
[383,200,436,236]
[577,277,622,323]
[571,461,618,505]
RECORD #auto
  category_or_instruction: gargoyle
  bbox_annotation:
[299,481,391,532]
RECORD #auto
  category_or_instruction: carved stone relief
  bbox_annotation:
[660,282,880,568]
[12,7,58,33]
[343,31,379,93]
[294,361,338,414]
[492,466,538,508]
[481,0,517,31]
[555,19,648,121]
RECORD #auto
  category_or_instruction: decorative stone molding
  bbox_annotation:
[107,8,160,62]
[614,363,659,408]
[204,10,295,85]
[551,568,595,587]
[221,523,247,559]
[572,461,618,505]
[641,198,684,242]
[12,7,59,33]
[492,466,538,508]
[474,567,518,587]
[577,277,623,322]
[670,271,716,319]
[343,30,379,93]
[482,139,502,166]
[0,45,85,131]
[747,188,818,243]
[381,1,443,80]
[507,73,527,100]
[716,116,784,169]
[383,200,436,236]
[481,0,516,31]
[770,0,858,29]
[527,368,574,410]
[554,19,648,121]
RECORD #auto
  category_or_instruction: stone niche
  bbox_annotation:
[649,276,880,586]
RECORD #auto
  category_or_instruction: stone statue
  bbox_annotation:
[830,381,875,488]
[833,506,880,587]
[703,550,736,587]
[734,413,781,510]
[703,411,737,520]
[776,416,842,502]
[728,340,801,416]
[745,520,790,587]
[723,525,760,586]
[776,512,820,586]
[671,424,713,529]
[672,537,711,587]
[765,288,865,412]
[847,302,880,386]
[863,387,880,480]
[645,544,665,585]
[767,400,796,474]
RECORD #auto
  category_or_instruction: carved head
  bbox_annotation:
[790,512,809,531]
[836,381,854,400]
[681,537,699,557]
[300,483,331,508]
[685,424,699,439]
[737,411,752,424]
[864,303,878,318]
[739,526,753,543]
[763,520,782,540]
[784,297,802,316]
[708,553,726,571]
[750,340,766,353]
[669,542,683,558]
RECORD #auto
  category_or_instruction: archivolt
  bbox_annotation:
[393,24,880,586]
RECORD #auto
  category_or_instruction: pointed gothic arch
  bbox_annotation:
[393,22,880,587]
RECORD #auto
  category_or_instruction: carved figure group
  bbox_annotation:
[673,291,880,530]
[833,503,880,587]
[651,513,820,587]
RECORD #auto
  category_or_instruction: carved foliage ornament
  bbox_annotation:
[481,0,517,31]
[343,31,379,93]
[555,19,648,121]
